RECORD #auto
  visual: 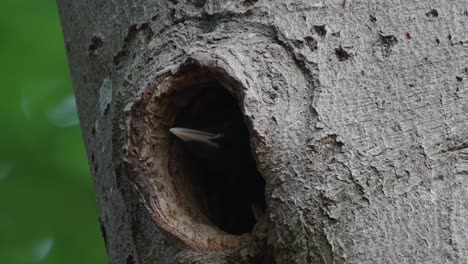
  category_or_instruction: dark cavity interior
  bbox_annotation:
[170,84,266,235]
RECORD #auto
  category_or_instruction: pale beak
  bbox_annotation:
[170,127,223,148]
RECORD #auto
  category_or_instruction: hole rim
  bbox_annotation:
[123,58,264,251]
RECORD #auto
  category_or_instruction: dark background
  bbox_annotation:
[0,1,108,263]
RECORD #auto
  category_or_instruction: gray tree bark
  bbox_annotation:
[57,0,468,263]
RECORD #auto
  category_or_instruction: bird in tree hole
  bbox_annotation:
[170,87,265,235]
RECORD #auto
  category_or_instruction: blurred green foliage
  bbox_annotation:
[0,1,108,263]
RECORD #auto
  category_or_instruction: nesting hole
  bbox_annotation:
[168,84,266,235]
[125,62,267,249]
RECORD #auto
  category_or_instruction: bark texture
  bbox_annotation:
[57,0,468,263]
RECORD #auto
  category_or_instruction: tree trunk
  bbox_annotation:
[57,0,468,263]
